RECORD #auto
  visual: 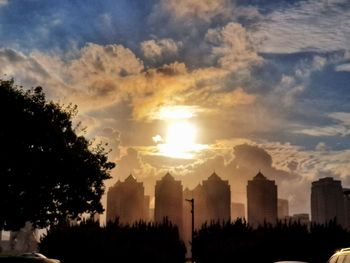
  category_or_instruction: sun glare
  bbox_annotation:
[154,106,207,159]
[157,106,196,120]
[166,121,196,146]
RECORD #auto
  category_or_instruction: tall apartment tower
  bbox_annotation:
[247,171,277,227]
[343,189,350,230]
[155,172,183,231]
[311,177,346,227]
[190,183,205,229]
[201,172,231,223]
[107,174,149,224]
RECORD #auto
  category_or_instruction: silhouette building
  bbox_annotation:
[183,173,231,230]
[311,177,346,227]
[231,202,245,220]
[278,198,289,219]
[155,172,183,232]
[344,189,350,229]
[247,171,277,227]
[185,183,205,229]
[201,172,231,223]
[107,174,150,224]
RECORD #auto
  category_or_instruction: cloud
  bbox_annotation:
[0,0,8,6]
[336,63,350,72]
[253,0,350,53]
[140,38,183,63]
[1,44,258,122]
[150,0,234,24]
[209,88,256,108]
[294,112,350,137]
[315,142,330,151]
[205,22,262,70]
[0,44,145,111]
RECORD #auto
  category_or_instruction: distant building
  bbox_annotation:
[231,202,245,220]
[343,189,350,229]
[278,199,289,220]
[292,213,310,225]
[191,184,205,229]
[247,171,277,227]
[183,173,231,230]
[107,174,149,224]
[155,172,183,231]
[311,177,346,227]
[201,172,231,223]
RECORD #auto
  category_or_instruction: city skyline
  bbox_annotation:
[0,0,350,216]
[107,170,350,228]
[107,171,350,232]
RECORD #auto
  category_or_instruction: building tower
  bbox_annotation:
[201,172,231,223]
[311,177,346,227]
[247,171,277,227]
[155,172,183,232]
[107,174,149,224]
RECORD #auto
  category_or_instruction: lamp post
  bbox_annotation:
[185,198,194,263]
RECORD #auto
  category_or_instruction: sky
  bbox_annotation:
[1,0,350,216]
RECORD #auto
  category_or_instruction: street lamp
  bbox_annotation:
[185,198,194,263]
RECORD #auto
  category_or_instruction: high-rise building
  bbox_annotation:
[155,172,183,231]
[201,172,231,223]
[191,184,204,229]
[231,202,245,220]
[278,198,289,220]
[311,177,346,227]
[107,174,149,224]
[247,171,277,227]
[183,173,231,230]
[343,189,350,229]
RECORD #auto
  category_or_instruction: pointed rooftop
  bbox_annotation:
[113,179,122,186]
[163,172,175,181]
[253,170,267,180]
[125,174,137,183]
[207,171,222,181]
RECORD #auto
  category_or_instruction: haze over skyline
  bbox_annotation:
[1,0,350,215]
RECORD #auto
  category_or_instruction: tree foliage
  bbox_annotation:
[193,219,350,263]
[0,79,115,230]
[39,219,186,263]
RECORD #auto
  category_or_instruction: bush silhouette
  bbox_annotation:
[39,219,186,263]
[193,218,350,263]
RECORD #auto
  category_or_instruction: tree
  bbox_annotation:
[0,79,115,231]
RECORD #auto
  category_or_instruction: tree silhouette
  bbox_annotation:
[193,218,350,263]
[0,79,115,231]
[39,219,186,263]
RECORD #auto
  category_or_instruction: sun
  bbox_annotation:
[166,121,196,146]
[154,106,207,159]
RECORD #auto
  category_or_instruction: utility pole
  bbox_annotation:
[185,198,194,263]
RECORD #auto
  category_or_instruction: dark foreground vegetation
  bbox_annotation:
[193,219,350,263]
[0,79,114,231]
[39,219,186,263]
[40,219,350,263]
